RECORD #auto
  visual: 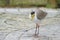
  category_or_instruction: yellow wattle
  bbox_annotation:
[31,14,35,20]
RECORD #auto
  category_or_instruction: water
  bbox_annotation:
[0,8,60,40]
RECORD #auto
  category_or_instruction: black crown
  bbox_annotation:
[31,11,35,15]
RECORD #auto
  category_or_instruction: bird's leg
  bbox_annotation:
[35,23,38,35]
[37,23,40,35]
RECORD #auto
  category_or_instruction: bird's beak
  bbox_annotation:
[31,14,35,20]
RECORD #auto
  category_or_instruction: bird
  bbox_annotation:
[30,8,47,36]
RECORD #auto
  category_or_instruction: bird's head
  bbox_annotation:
[31,11,35,20]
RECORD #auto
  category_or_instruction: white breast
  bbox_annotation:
[33,12,40,23]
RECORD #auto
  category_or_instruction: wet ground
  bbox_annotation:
[0,8,60,40]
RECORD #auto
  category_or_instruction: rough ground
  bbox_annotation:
[0,8,60,40]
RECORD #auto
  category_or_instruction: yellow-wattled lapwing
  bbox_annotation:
[30,8,47,36]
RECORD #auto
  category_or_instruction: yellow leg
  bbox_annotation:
[37,24,40,35]
[35,23,40,35]
[35,23,37,35]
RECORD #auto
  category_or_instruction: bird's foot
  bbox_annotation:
[33,34,39,38]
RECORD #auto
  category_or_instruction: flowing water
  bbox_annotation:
[0,8,60,40]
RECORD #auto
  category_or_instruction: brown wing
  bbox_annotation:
[36,10,47,20]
